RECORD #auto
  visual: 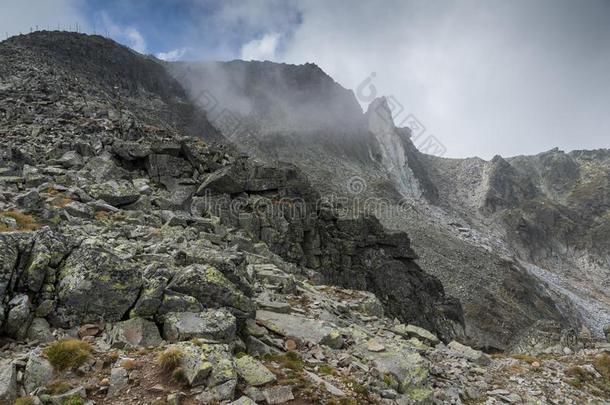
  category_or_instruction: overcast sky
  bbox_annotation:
[2,0,609,159]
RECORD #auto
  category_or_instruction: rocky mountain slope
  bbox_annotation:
[1,31,610,405]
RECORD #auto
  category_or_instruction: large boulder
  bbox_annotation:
[86,179,140,206]
[0,234,21,326]
[163,309,236,343]
[173,342,236,388]
[26,317,54,343]
[5,294,33,339]
[56,244,142,325]
[371,350,430,397]
[24,352,53,394]
[447,341,491,365]
[196,165,246,195]
[0,360,17,404]
[167,264,254,317]
[20,228,70,293]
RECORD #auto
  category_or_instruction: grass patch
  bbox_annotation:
[263,351,304,372]
[44,340,91,371]
[61,396,85,405]
[157,347,184,372]
[47,380,71,395]
[0,210,39,232]
[343,378,369,397]
[14,397,36,405]
[383,372,395,387]
[319,364,335,375]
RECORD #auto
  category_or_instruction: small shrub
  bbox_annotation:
[44,339,91,371]
[47,380,71,395]
[14,397,36,405]
[157,347,184,372]
[171,367,187,383]
[383,372,395,386]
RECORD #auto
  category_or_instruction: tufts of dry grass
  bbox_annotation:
[594,354,610,379]
[565,365,590,388]
[95,210,126,222]
[157,347,184,373]
[44,339,92,371]
[121,359,138,371]
[52,196,74,208]
[512,354,542,364]
[0,210,39,232]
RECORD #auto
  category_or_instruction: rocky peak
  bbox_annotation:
[170,59,365,133]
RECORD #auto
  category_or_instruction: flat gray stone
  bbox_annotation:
[256,310,331,344]
[163,309,236,343]
[109,317,163,348]
[264,386,294,404]
[107,367,128,398]
[447,341,491,365]
[235,355,276,386]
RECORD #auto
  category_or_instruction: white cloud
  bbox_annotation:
[122,26,146,54]
[278,0,610,158]
[240,32,281,61]
[156,47,188,61]
[99,11,146,54]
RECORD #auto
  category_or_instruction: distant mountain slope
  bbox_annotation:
[173,59,610,349]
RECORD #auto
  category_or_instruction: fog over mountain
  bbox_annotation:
[2,0,609,158]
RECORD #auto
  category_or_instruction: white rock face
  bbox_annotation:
[366,97,423,199]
